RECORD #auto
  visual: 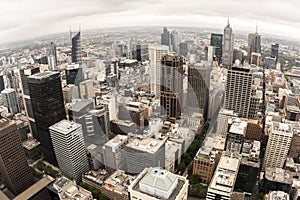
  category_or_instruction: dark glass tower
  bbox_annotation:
[28,71,66,166]
[71,31,82,64]
[210,33,223,64]
[0,118,34,195]
[160,54,184,121]
[161,27,170,46]
[271,43,279,63]
[0,75,4,92]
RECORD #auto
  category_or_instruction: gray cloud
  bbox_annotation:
[0,0,299,42]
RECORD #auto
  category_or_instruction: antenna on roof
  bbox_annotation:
[227,17,230,26]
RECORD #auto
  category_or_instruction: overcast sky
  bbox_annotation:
[1,0,300,42]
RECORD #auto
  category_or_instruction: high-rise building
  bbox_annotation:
[225,66,253,118]
[210,33,223,64]
[247,32,261,63]
[263,122,293,170]
[0,118,34,195]
[0,74,4,92]
[136,44,149,62]
[148,45,169,98]
[161,27,170,47]
[71,31,82,64]
[222,19,234,67]
[160,54,184,121]
[170,30,178,52]
[47,42,57,71]
[1,88,19,115]
[66,63,84,86]
[28,71,66,166]
[179,42,188,56]
[271,43,279,63]
[50,120,90,182]
[187,63,211,119]
[79,79,94,99]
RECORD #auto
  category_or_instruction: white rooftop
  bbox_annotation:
[49,120,81,134]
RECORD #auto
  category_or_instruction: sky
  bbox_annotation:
[1,0,300,43]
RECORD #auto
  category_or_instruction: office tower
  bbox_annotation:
[179,42,188,56]
[160,54,184,121]
[0,118,34,195]
[1,88,19,115]
[206,152,241,200]
[128,167,189,200]
[263,122,293,170]
[225,66,253,118]
[264,57,276,69]
[103,135,129,172]
[187,63,211,119]
[50,42,57,64]
[247,31,261,63]
[79,80,94,99]
[89,104,111,139]
[136,44,149,62]
[124,137,166,174]
[271,43,279,63]
[233,48,244,63]
[210,33,223,64]
[66,63,84,86]
[216,109,238,135]
[47,42,57,71]
[161,27,170,46]
[206,46,215,64]
[148,45,169,98]
[0,74,4,92]
[222,19,234,66]
[28,71,66,166]
[250,52,262,66]
[50,120,90,182]
[170,30,178,52]
[193,146,217,184]
[71,30,82,63]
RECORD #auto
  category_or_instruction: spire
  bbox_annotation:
[227,17,230,26]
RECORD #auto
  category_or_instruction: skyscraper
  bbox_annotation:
[170,30,178,52]
[160,54,184,121]
[47,42,57,71]
[222,19,234,67]
[179,42,188,56]
[1,88,19,115]
[0,118,34,195]
[271,43,279,63]
[0,74,4,92]
[148,45,169,98]
[28,71,66,166]
[65,64,84,86]
[161,27,170,47]
[187,63,211,119]
[247,31,261,63]
[263,122,293,170]
[225,66,253,118]
[71,31,82,64]
[50,120,90,182]
[210,33,223,64]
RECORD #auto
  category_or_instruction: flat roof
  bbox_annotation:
[49,120,81,134]
[14,177,53,200]
[22,138,40,150]
[229,120,247,136]
[126,137,165,154]
[265,167,293,184]
[29,71,58,79]
[105,134,128,149]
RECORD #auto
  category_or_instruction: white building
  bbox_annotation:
[263,122,293,170]
[148,45,169,98]
[206,152,241,200]
[79,80,94,99]
[222,20,234,67]
[128,167,189,200]
[1,88,19,115]
[50,120,90,182]
[266,191,290,200]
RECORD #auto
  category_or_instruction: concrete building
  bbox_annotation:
[216,109,238,135]
[50,120,90,182]
[288,127,300,159]
[265,191,290,200]
[51,176,93,200]
[225,118,247,153]
[102,134,129,172]
[261,167,293,194]
[128,167,189,200]
[263,122,293,170]
[148,45,169,98]
[245,119,263,141]
[124,137,166,174]
[0,118,34,195]
[62,84,79,103]
[65,64,84,86]
[1,88,19,115]
[161,27,170,47]
[250,52,262,66]
[247,32,261,63]
[193,146,218,185]
[71,31,82,64]
[160,54,184,121]
[80,80,94,99]
[206,152,241,200]
[210,33,223,64]
[225,66,253,118]
[222,19,234,67]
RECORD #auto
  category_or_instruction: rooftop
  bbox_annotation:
[265,167,293,184]
[50,120,81,134]
[267,191,290,200]
[203,134,226,151]
[126,137,165,154]
[29,71,58,79]
[102,170,135,195]
[22,138,40,150]
[229,119,247,136]
[104,134,128,149]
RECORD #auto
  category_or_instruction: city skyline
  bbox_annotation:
[1,0,300,43]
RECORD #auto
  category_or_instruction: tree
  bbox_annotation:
[189,184,207,198]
